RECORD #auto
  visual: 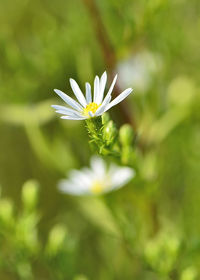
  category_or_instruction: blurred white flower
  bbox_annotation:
[117,51,162,92]
[59,156,135,195]
[52,71,133,120]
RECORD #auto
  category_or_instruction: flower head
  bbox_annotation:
[52,71,133,120]
[117,51,162,93]
[59,156,135,196]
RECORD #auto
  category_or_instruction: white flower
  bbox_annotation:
[51,71,133,120]
[59,156,135,195]
[117,51,162,93]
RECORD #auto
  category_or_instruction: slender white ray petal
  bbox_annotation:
[51,105,75,112]
[96,71,107,104]
[61,115,86,120]
[88,111,94,117]
[60,180,84,190]
[56,110,70,115]
[107,74,118,96]
[54,89,83,111]
[52,105,81,116]
[81,167,95,180]
[95,95,111,116]
[100,74,118,108]
[69,170,93,186]
[110,167,134,191]
[98,91,112,111]
[70,79,87,107]
[59,180,90,195]
[53,107,85,118]
[55,110,83,118]
[90,156,105,177]
[105,88,133,112]
[93,76,100,103]
[85,82,92,104]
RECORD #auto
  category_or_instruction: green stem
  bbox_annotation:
[85,117,120,157]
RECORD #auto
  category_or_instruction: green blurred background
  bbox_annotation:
[0,0,200,279]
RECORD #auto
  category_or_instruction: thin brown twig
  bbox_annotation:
[82,0,160,236]
[82,0,136,128]
[81,0,116,70]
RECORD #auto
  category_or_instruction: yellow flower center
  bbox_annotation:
[83,102,101,117]
[91,180,104,194]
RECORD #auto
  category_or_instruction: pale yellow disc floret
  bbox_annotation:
[91,180,104,194]
[82,102,101,117]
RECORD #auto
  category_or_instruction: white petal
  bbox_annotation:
[93,76,100,103]
[70,79,87,107]
[95,95,111,116]
[54,89,83,111]
[61,116,86,120]
[51,105,73,111]
[85,82,92,104]
[59,180,90,195]
[52,105,82,117]
[81,167,95,180]
[110,166,135,191]
[69,169,93,186]
[100,74,118,107]
[55,110,83,117]
[90,156,106,177]
[107,74,118,95]
[105,88,133,112]
[96,71,107,104]
[88,111,94,117]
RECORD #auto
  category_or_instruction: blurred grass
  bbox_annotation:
[0,0,200,279]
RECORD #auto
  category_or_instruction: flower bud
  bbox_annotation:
[0,199,13,224]
[103,120,117,145]
[119,124,134,146]
[46,224,67,255]
[144,231,180,274]
[22,180,39,211]
[102,113,110,125]
[181,267,197,280]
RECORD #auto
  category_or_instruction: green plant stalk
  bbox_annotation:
[85,116,120,157]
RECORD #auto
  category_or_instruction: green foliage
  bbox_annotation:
[86,115,119,157]
[0,182,79,280]
[86,115,135,165]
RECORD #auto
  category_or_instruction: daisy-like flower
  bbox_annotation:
[59,156,135,195]
[51,71,133,120]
